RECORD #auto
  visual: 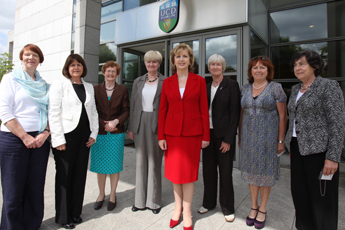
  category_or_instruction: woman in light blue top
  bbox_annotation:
[0,44,50,230]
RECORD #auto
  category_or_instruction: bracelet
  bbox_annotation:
[278,140,284,144]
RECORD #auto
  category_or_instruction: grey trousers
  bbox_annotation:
[134,112,163,209]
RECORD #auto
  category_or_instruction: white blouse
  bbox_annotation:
[142,83,158,112]
[0,73,40,132]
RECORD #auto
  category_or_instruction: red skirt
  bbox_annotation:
[165,135,202,184]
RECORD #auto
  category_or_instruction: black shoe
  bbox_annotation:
[107,199,117,211]
[72,216,82,224]
[151,207,162,214]
[62,223,75,229]
[94,200,104,210]
[131,205,147,212]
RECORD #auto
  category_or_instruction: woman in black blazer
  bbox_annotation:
[198,54,241,222]
[284,50,345,230]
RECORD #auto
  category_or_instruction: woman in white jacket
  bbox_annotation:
[49,54,98,229]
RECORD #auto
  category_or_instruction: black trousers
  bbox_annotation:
[290,137,339,230]
[0,131,50,230]
[53,127,91,224]
[201,129,235,215]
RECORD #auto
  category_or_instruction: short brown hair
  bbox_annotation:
[247,56,274,83]
[19,44,44,63]
[170,43,195,74]
[62,54,87,79]
[101,61,121,75]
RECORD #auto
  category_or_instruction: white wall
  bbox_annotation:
[12,0,74,83]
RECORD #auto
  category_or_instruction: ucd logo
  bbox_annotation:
[159,0,179,33]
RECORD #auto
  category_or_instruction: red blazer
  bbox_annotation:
[158,72,210,141]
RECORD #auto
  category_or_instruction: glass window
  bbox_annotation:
[124,0,156,11]
[100,21,116,43]
[271,40,345,79]
[270,4,327,43]
[99,42,117,63]
[71,32,75,50]
[205,35,237,74]
[73,0,77,14]
[101,0,122,23]
[270,0,318,9]
[123,52,140,81]
[124,0,139,11]
[72,14,76,31]
[173,40,199,74]
[250,31,267,58]
[270,1,345,43]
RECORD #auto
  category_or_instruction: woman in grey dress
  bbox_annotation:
[127,50,166,214]
[238,56,287,229]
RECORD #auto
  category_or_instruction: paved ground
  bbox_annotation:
[1,147,344,230]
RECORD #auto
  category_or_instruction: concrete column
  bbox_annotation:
[75,0,102,85]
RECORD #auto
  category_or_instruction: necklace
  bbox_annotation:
[106,86,115,91]
[178,76,188,81]
[146,73,158,82]
[253,81,268,89]
[301,83,312,90]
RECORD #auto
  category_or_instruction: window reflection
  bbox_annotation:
[271,40,345,79]
[100,21,116,43]
[124,0,157,11]
[270,1,345,43]
[101,0,122,23]
[270,0,318,9]
[205,35,237,74]
[173,40,199,74]
[270,4,327,43]
[99,42,117,63]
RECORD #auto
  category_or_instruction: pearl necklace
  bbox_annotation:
[252,81,268,89]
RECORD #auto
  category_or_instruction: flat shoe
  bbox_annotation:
[94,200,104,210]
[72,216,82,224]
[225,214,235,222]
[197,206,209,214]
[132,205,147,212]
[151,207,161,214]
[107,199,117,211]
[62,223,75,229]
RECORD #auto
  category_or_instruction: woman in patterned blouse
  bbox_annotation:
[284,50,345,230]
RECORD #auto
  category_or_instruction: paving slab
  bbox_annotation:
[0,147,344,230]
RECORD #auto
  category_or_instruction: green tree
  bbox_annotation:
[0,52,14,82]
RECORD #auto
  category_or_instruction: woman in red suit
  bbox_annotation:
[158,43,210,230]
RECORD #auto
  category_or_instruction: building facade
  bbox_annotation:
[8,0,345,167]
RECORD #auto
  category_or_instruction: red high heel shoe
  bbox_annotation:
[169,207,183,228]
[184,225,193,230]
[169,218,180,228]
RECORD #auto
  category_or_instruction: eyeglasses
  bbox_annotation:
[105,70,117,74]
[252,56,268,61]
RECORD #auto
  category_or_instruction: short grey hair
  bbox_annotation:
[144,50,163,64]
[208,54,226,72]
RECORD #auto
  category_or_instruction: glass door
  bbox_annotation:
[170,29,242,168]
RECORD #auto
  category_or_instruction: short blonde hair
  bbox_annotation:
[208,54,226,72]
[144,50,163,64]
[170,43,195,74]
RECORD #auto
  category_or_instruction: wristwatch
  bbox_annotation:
[278,140,284,144]
[44,129,51,135]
